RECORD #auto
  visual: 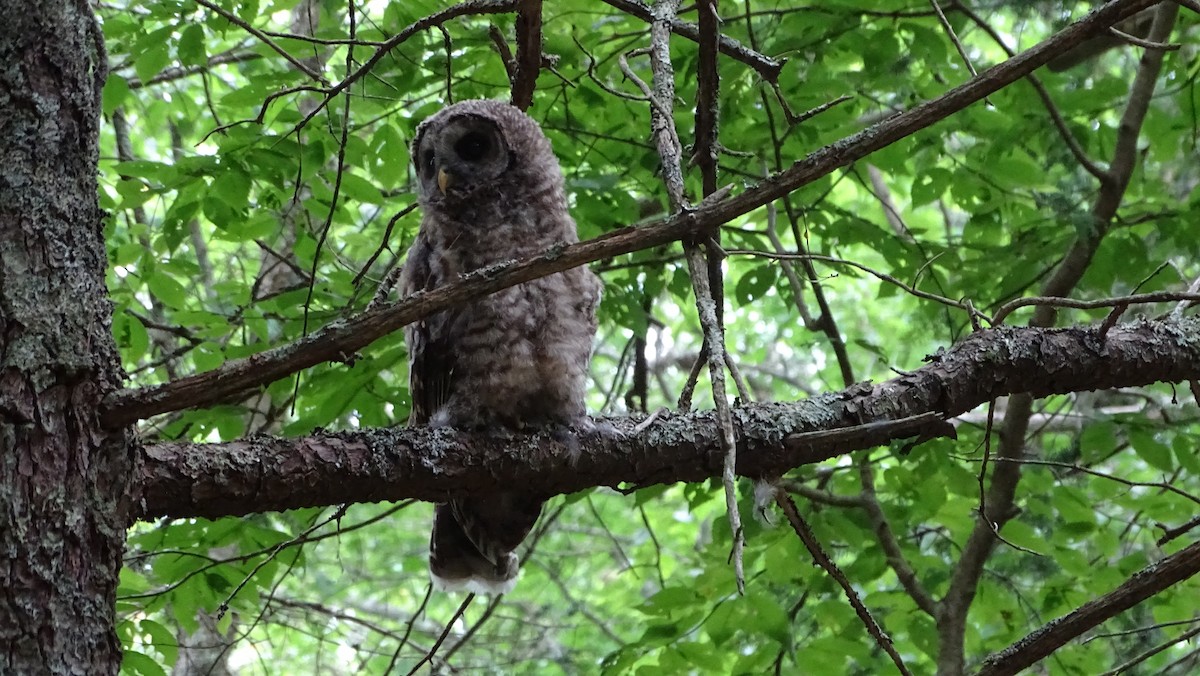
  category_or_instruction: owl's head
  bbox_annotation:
[411,99,562,209]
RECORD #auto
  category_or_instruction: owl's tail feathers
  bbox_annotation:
[429,502,528,595]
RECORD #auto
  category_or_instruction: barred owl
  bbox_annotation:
[400,99,602,594]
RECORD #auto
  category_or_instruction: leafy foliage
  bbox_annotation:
[99,0,1199,673]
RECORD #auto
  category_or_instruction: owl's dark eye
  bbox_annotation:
[454,132,490,162]
[422,149,436,178]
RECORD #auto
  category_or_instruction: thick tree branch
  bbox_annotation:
[103,0,1159,428]
[136,317,1200,520]
[975,539,1200,676]
[510,0,542,110]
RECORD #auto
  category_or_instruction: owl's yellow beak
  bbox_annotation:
[437,168,452,195]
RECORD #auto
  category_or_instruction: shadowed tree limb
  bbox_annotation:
[137,316,1200,519]
[975,539,1200,676]
[777,491,913,676]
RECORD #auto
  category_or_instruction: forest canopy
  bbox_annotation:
[82,0,1200,673]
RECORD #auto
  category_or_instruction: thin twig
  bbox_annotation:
[1086,616,1200,643]
[127,50,262,89]
[351,202,418,288]
[955,4,1108,181]
[384,583,433,673]
[686,245,745,593]
[1157,513,1200,546]
[723,248,983,323]
[194,0,328,84]
[645,0,744,594]
[438,24,453,103]
[1107,26,1182,49]
[260,30,385,47]
[286,0,518,138]
[1102,624,1200,675]
[989,456,1200,507]
[1171,272,1200,317]
[489,24,517,84]
[675,348,707,410]
[405,593,475,675]
[775,491,913,676]
[928,0,978,77]
[992,290,1200,325]
[216,505,349,620]
[293,4,357,409]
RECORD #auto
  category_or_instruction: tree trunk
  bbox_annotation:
[0,2,136,674]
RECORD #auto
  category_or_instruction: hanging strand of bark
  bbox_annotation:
[642,0,746,593]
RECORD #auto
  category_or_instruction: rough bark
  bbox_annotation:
[0,2,137,674]
[137,317,1200,520]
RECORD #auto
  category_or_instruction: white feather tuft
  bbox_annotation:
[431,572,518,596]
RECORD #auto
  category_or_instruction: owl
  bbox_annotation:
[399,99,602,595]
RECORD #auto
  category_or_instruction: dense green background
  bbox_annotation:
[99,1,1199,673]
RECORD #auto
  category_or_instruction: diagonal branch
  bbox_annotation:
[975,539,1200,676]
[103,0,1160,428]
[777,492,913,675]
[135,316,1200,519]
[194,0,329,84]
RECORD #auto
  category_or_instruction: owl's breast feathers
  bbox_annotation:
[400,209,600,429]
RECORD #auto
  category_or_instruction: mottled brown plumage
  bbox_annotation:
[400,100,602,594]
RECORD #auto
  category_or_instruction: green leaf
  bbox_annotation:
[134,43,171,84]
[639,587,700,616]
[337,171,385,204]
[734,265,778,305]
[139,620,179,666]
[102,77,132,116]
[145,273,189,310]
[1173,434,1200,475]
[177,24,206,67]
[745,592,791,646]
[1130,430,1174,473]
[121,650,167,676]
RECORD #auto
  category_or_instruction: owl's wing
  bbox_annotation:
[398,231,455,426]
